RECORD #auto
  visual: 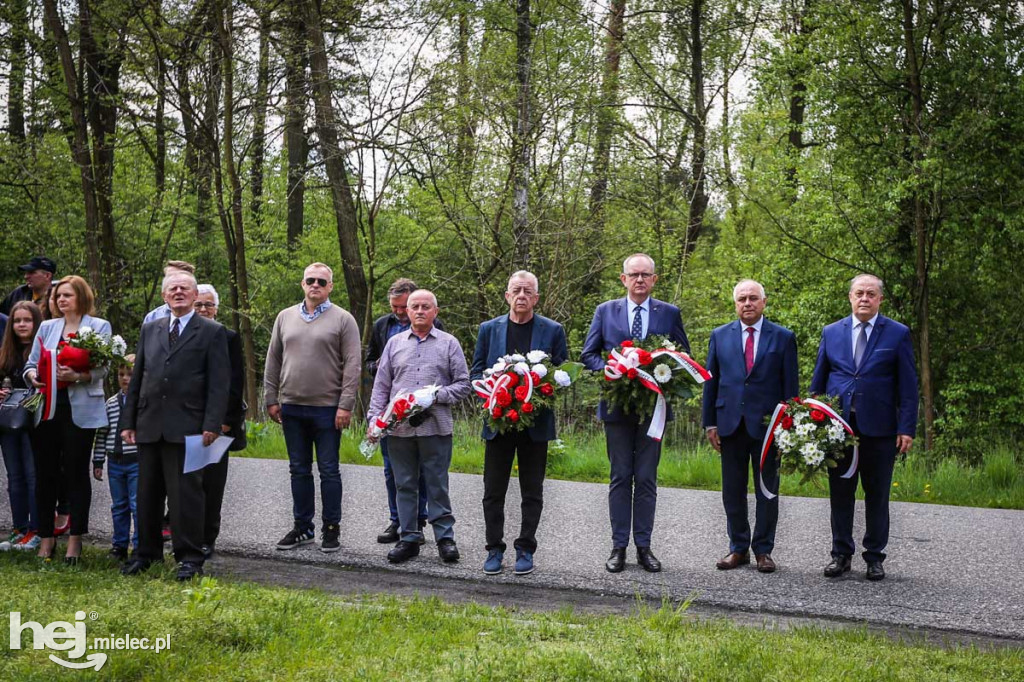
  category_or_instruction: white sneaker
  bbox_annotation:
[0,531,25,552]
[13,532,40,551]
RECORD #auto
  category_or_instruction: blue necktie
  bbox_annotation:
[631,306,643,339]
[854,322,868,369]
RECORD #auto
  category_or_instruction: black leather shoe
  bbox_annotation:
[120,558,153,576]
[437,538,460,563]
[636,546,662,573]
[866,561,886,581]
[387,540,420,563]
[176,561,204,581]
[823,555,852,578]
[605,547,626,573]
[377,521,400,544]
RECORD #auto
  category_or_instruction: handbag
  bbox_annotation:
[0,388,34,432]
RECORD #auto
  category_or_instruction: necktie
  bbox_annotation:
[744,327,755,373]
[854,322,868,369]
[170,318,180,348]
[631,306,644,339]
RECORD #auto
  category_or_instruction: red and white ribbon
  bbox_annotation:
[36,338,58,424]
[603,346,711,442]
[472,370,533,409]
[757,398,859,500]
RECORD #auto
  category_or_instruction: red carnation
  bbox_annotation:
[793,396,803,404]
[781,415,794,430]
[810,409,827,422]
[514,385,529,401]
[529,371,542,386]
[505,373,519,388]
[507,409,520,422]
[636,350,653,366]
[496,390,512,407]
[394,398,410,413]
[491,407,502,419]
[521,402,534,414]
[620,340,633,348]
[626,368,638,379]
[539,383,554,396]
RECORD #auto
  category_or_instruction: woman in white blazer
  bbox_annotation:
[23,275,110,563]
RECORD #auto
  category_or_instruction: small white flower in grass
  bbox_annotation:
[553,370,571,387]
[653,364,672,384]
[513,362,530,375]
[526,350,548,364]
[531,363,548,378]
[510,354,526,363]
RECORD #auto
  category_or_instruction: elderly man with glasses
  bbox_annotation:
[264,263,362,554]
[581,253,690,574]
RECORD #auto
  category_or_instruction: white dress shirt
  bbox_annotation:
[169,309,196,336]
[850,313,878,355]
[627,298,650,339]
[742,316,764,362]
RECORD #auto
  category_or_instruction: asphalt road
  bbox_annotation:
[2,455,1022,643]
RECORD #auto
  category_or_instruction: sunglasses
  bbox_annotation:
[305,277,329,287]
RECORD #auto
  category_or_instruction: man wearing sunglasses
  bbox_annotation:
[581,253,690,574]
[264,263,362,554]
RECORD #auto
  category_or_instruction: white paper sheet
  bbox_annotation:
[183,434,234,474]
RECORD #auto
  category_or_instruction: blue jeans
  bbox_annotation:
[281,404,342,532]
[381,437,428,525]
[0,431,37,532]
[107,459,139,550]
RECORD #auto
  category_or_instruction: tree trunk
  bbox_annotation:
[589,0,624,224]
[785,0,812,192]
[153,2,167,198]
[511,0,532,267]
[684,0,708,259]
[455,7,475,180]
[218,0,260,417]
[304,0,368,332]
[902,0,933,450]
[284,3,308,247]
[250,12,271,225]
[6,0,28,141]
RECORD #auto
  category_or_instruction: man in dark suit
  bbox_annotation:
[471,270,569,576]
[581,253,690,573]
[121,271,230,581]
[194,284,246,559]
[703,280,799,574]
[810,274,917,581]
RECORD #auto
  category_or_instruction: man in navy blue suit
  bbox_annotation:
[471,271,568,577]
[581,254,690,573]
[810,274,918,581]
[703,280,799,574]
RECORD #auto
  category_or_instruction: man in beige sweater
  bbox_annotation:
[264,263,362,553]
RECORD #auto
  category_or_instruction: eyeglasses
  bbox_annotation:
[624,272,655,281]
[305,277,329,287]
[193,302,217,309]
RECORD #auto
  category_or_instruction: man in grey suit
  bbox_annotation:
[120,271,230,581]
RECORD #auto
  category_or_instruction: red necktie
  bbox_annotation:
[744,327,755,373]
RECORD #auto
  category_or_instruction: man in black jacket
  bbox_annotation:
[365,278,443,543]
[121,272,230,581]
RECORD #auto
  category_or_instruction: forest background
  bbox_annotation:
[0,0,1021,462]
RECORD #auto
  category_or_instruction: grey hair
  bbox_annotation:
[409,289,438,307]
[849,273,884,295]
[507,270,539,294]
[732,279,766,300]
[161,271,197,293]
[622,253,656,274]
[197,284,220,306]
[304,262,334,280]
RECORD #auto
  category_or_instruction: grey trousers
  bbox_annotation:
[605,419,662,548]
[388,435,455,543]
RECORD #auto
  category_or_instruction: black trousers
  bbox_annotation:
[202,454,229,547]
[137,441,206,564]
[828,414,898,563]
[29,402,94,537]
[482,431,548,553]
[720,420,779,556]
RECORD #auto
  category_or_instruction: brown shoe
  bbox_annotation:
[755,554,777,573]
[715,551,750,570]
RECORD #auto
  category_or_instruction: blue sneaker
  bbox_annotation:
[514,548,534,575]
[483,548,504,575]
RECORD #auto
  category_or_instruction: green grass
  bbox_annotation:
[243,420,1024,510]
[0,552,1020,681]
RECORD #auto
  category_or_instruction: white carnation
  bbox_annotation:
[78,325,94,336]
[531,363,548,378]
[662,341,677,351]
[553,370,571,387]
[653,364,672,384]
[510,353,526,363]
[513,362,530,375]
[526,350,548,364]
[491,360,507,374]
